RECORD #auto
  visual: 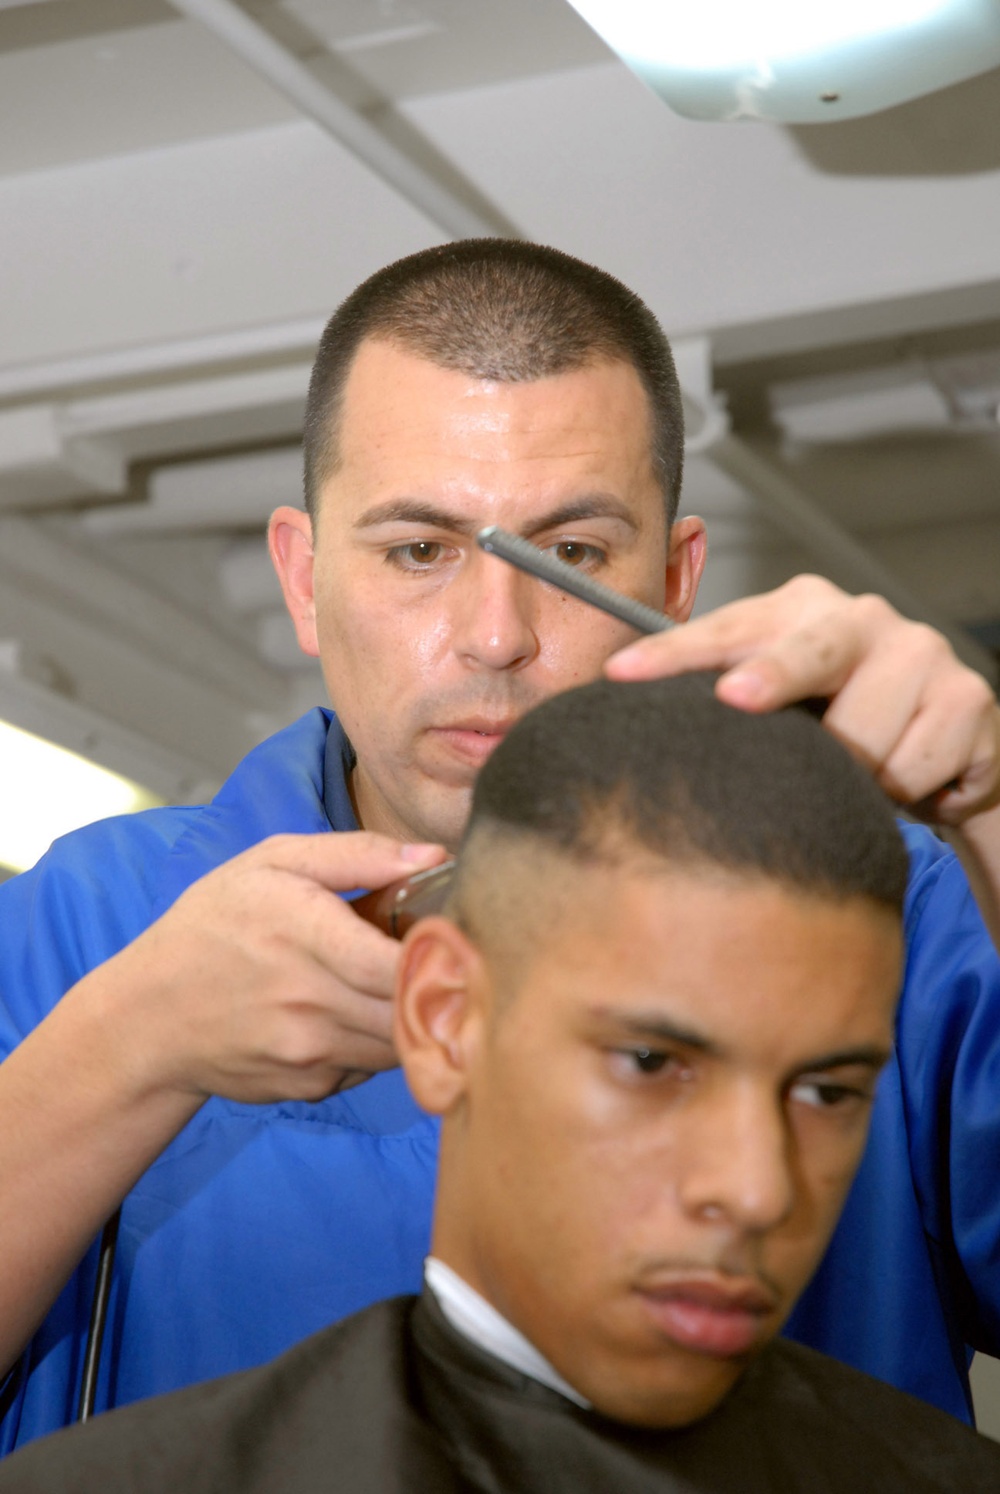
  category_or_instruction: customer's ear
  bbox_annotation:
[395,917,486,1115]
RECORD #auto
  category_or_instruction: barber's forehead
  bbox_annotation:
[328,344,655,483]
[341,336,651,398]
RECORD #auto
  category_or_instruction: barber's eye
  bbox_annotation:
[387,541,445,569]
[407,542,442,564]
[552,541,600,567]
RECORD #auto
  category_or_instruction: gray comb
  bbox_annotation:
[476,526,670,636]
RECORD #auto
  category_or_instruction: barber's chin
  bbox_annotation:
[407,772,476,852]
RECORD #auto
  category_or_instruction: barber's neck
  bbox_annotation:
[347,760,465,853]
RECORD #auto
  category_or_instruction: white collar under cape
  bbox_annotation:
[424,1256,591,1410]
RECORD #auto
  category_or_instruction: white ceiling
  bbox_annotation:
[1,0,999,794]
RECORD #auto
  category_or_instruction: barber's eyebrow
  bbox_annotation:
[526,497,639,536]
[590,1007,891,1075]
[353,495,639,536]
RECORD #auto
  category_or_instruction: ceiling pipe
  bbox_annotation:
[0,317,324,404]
[168,0,513,240]
[706,430,997,682]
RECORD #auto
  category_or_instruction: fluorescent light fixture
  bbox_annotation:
[83,446,302,535]
[567,0,1000,121]
[770,367,953,443]
[0,718,161,874]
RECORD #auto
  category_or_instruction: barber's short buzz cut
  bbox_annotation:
[303,238,685,525]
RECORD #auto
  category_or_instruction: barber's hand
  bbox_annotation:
[95,833,447,1105]
[606,575,1000,826]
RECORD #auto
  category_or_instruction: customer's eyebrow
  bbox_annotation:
[589,1009,892,1075]
[793,1045,892,1074]
[590,1007,721,1056]
[353,494,639,535]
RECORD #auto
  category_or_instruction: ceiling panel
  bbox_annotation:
[280,0,610,97]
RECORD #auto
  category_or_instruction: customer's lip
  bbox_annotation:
[635,1274,778,1358]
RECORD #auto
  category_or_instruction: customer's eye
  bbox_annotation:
[623,1047,671,1075]
[790,1078,870,1110]
[609,1046,689,1087]
[634,1047,668,1073]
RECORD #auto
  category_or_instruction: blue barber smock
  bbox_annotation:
[0,708,998,1452]
[0,710,438,1453]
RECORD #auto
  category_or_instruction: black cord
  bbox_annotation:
[76,1208,121,1423]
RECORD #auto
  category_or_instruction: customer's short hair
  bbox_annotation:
[304,239,685,524]
[453,674,909,923]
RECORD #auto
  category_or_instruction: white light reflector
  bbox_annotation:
[568,0,1000,122]
[0,719,161,874]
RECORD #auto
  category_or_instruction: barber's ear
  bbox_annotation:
[665,515,708,623]
[394,916,486,1115]
[268,506,319,658]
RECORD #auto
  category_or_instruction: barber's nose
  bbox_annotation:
[454,553,540,672]
[679,1088,795,1235]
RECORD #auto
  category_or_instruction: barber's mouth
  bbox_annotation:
[637,1280,776,1358]
[432,723,512,765]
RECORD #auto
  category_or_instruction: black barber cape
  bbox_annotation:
[2,1291,999,1494]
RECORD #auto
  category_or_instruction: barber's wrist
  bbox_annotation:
[60,950,208,1121]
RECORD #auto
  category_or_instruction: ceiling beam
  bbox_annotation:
[83,447,303,535]
[0,367,310,512]
[0,317,323,406]
[707,432,997,683]
[0,555,263,787]
[0,661,221,805]
[0,515,288,707]
[168,0,516,240]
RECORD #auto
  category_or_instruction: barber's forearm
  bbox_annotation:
[0,962,203,1375]
[942,799,1000,952]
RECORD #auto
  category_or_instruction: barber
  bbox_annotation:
[0,239,998,1452]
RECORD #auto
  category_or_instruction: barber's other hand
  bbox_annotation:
[93,833,447,1106]
[606,574,1000,826]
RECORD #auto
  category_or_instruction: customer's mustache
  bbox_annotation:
[635,1255,784,1310]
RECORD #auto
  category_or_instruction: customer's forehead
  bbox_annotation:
[500,866,897,1045]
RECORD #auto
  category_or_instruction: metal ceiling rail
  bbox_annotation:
[707,431,997,682]
[168,0,513,240]
[0,317,325,404]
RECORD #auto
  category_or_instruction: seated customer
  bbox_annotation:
[3,674,998,1493]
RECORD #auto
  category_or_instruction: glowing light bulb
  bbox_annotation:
[568,0,1000,122]
[0,718,160,874]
